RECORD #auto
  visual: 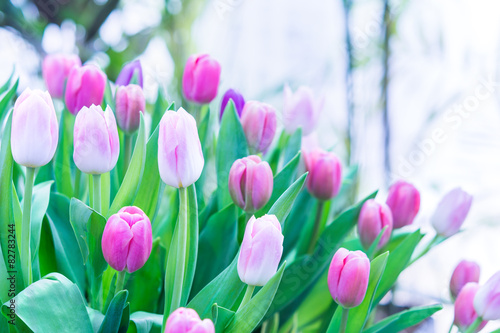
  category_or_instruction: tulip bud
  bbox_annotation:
[116,59,143,87]
[304,148,342,201]
[386,181,420,228]
[474,271,500,320]
[42,53,81,98]
[102,206,152,273]
[450,260,480,300]
[357,199,393,250]
[11,88,59,168]
[165,307,215,333]
[182,54,221,104]
[158,107,204,188]
[238,215,284,286]
[65,64,107,115]
[431,188,473,237]
[115,84,146,134]
[73,104,120,174]
[220,88,245,119]
[240,101,277,154]
[328,248,370,308]
[455,283,488,332]
[283,85,323,136]
[228,155,273,213]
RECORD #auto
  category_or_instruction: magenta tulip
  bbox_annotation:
[328,248,370,308]
[65,64,107,115]
[102,206,152,273]
[238,215,284,286]
[11,88,58,168]
[386,181,420,228]
[283,85,323,135]
[357,199,393,250]
[455,283,487,332]
[450,260,481,300]
[182,54,221,104]
[240,101,277,154]
[158,107,204,188]
[42,53,81,98]
[115,84,146,133]
[220,88,245,119]
[304,148,342,201]
[432,187,473,237]
[165,307,215,333]
[73,104,119,174]
[474,271,500,320]
[116,59,143,87]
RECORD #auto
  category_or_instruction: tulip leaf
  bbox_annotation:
[150,89,170,137]
[225,262,286,333]
[108,113,147,216]
[268,172,308,226]
[283,128,302,166]
[103,79,115,111]
[128,312,163,333]
[216,100,249,209]
[362,304,443,333]
[88,306,105,332]
[98,290,129,333]
[54,109,75,198]
[0,77,18,121]
[211,304,235,332]
[195,104,213,209]
[1,273,94,333]
[0,67,15,95]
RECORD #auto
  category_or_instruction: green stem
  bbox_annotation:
[447,320,454,333]
[238,212,253,243]
[340,308,349,333]
[237,285,256,311]
[115,270,126,294]
[409,234,441,266]
[74,168,81,199]
[123,134,133,178]
[307,201,325,254]
[21,167,35,286]
[170,187,188,311]
[463,317,482,333]
[93,174,101,214]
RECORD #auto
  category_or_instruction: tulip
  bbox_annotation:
[450,260,481,300]
[304,148,342,201]
[165,308,215,333]
[65,64,107,115]
[228,155,273,213]
[116,59,143,87]
[328,248,370,308]
[73,104,119,174]
[11,88,59,168]
[432,188,473,237]
[158,107,204,188]
[282,85,323,135]
[220,88,245,119]
[474,271,500,320]
[182,54,221,104]
[102,206,152,273]
[357,199,393,250]
[42,53,81,98]
[240,101,277,154]
[455,283,487,332]
[238,215,284,286]
[115,84,146,134]
[386,181,420,228]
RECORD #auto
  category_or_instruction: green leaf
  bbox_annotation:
[363,304,443,333]
[1,273,93,333]
[268,172,308,225]
[216,100,248,209]
[283,128,302,166]
[282,191,316,258]
[54,110,75,197]
[98,290,129,333]
[87,307,105,332]
[150,89,169,137]
[108,113,147,216]
[103,79,115,111]
[0,67,15,95]
[128,312,163,333]
[195,105,212,209]
[0,78,18,121]
[211,304,235,332]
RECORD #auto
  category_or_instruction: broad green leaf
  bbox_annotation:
[0,78,18,121]
[268,172,308,225]
[54,110,75,197]
[88,307,105,332]
[0,67,15,95]
[98,290,129,333]
[128,311,163,333]
[282,191,315,259]
[211,304,235,332]
[282,128,302,166]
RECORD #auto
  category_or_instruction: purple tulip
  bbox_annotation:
[11,88,58,167]
[220,89,245,119]
[304,148,342,201]
[240,101,277,154]
[42,53,81,98]
[432,188,473,237]
[357,199,393,250]
[450,260,480,300]
[73,104,119,174]
[165,307,215,333]
[238,215,284,286]
[182,54,221,104]
[102,206,152,273]
[455,283,488,332]
[386,181,420,228]
[65,64,107,115]
[115,84,146,134]
[283,85,323,135]
[116,59,143,88]
[474,271,500,320]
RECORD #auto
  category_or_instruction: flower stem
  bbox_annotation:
[340,307,349,333]
[170,187,188,312]
[93,174,101,214]
[447,320,454,333]
[307,201,325,254]
[123,134,133,177]
[21,167,35,286]
[238,285,256,311]
[464,317,482,333]
[74,168,81,199]
[115,270,126,294]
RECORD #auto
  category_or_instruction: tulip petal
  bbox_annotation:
[101,216,133,271]
[127,220,153,273]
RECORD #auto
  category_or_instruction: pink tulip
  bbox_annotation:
[158,107,204,188]
[240,101,277,154]
[11,88,58,167]
[42,53,81,98]
[386,181,420,228]
[73,105,119,174]
[450,260,480,300]
[182,54,221,104]
[101,206,152,273]
[432,188,473,237]
[304,148,342,201]
[357,199,393,250]
[116,59,143,87]
[115,84,146,133]
[455,283,487,332]
[165,307,215,333]
[283,85,323,135]
[238,215,284,286]
[220,88,245,119]
[328,248,370,308]
[228,155,273,213]
[65,64,107,115]
[474,271,500,320]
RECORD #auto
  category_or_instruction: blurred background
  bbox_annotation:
[2,0,500,331]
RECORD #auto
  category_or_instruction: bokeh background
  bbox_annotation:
[2,0,500,331]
